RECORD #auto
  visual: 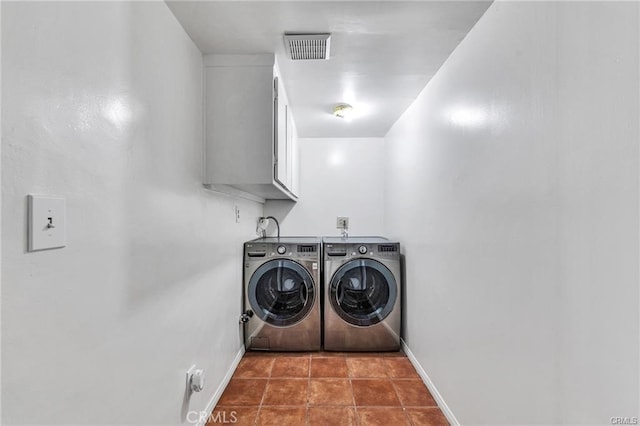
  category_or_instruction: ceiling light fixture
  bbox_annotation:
[333,104,354,119]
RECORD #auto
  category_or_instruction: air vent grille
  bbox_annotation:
[284,33,331,60]
[297,245,317,253]
[378,244,398,253]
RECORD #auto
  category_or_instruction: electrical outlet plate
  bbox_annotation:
[235,205,240,223]
[336,216,349,229]
[186,365,196,392]
[186,365,204,393]
[28,195,66,251]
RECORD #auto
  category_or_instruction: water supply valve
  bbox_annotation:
[239,310,254,324]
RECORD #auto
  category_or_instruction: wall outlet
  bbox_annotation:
[235,205,240,223]
[336,216,349,230]
[186,365,205,393]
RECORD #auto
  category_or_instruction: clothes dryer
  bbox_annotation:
[323,237,401,351]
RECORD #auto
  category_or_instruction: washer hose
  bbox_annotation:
[259,216,280,240]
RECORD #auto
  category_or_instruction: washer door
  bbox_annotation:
[248,259,315,327]
[329,259,397,326]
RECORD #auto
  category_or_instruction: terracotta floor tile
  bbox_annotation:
[243,351,277,357]
[313,351,348,357]
[309,379,354,406]
[308,406,357,426]
[310,357,349,378]
[276,352,314,357]
[220,352,439,426]
[346,357,388,378]
[262,378,308,406]
[351,379,401,406]
[347,351,405,357]
[256,407,307,426]
[384,358,420,378]
[207,406,258,426]
[357,407,411,426]
[406,408,450,425]
[233,357,274,378]
[393,380,437,407]
[217,379,267,406]
[271,356,310,378]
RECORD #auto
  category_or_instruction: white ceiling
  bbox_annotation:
[166,1,492,138]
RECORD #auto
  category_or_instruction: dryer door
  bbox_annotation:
[329,259,397,326]
[248,259,315,327]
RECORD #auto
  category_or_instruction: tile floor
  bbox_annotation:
[209,351,450,426]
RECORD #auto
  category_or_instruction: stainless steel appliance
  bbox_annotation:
[242,237,321,351]
[323,237,401,351]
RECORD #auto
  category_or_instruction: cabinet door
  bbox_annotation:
[292,125,300,196]
[273,76,289,189]
[287,112,299,197]
[205,65,273,184]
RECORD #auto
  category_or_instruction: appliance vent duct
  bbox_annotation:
[284,33,331,60]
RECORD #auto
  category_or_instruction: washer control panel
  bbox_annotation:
[245,242,320,260]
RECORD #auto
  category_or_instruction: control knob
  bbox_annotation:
[277,245,287,255]
[358,245,368,254]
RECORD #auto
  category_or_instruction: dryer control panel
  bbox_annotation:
[324,242,400,260]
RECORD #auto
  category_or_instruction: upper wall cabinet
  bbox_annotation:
[204,54,299,202]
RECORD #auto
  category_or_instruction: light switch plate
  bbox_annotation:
[28,195,66,251]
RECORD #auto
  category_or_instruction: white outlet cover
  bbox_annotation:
[186,365,195,382]
[28,195,66,251]
[336,216,349,229]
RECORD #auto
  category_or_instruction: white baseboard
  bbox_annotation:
[401,339,460,426]
[197,345,246,426]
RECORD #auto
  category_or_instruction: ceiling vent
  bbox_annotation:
[284,33,331,60]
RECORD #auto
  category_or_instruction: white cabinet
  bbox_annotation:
[288,112,300,196]
[203,54,299,201]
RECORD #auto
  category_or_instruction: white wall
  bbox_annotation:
[0,2,3,423]
[384,1,639,425]
[1,2,262,425]
[555,3,639,423]
[265,137,385,237]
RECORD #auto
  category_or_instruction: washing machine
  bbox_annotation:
[242,237,321,351]
[323,237,401,351]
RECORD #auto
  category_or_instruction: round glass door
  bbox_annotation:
[248,259,315,327]
[329,259,397,326]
